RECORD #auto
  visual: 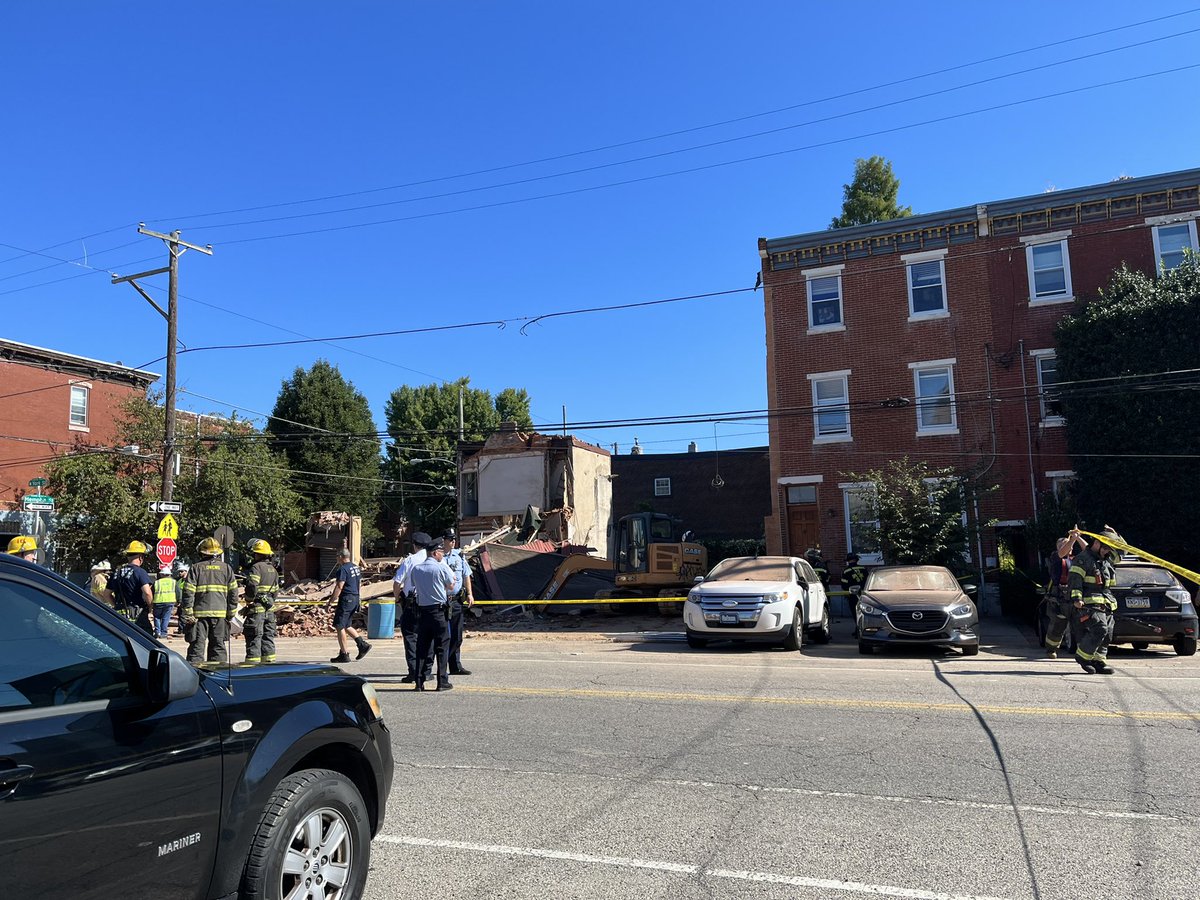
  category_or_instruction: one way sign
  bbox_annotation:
[148,500,183,514]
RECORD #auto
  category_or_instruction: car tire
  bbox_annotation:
[960,643,980,657]
[686,632,708,649]
[809,603,832,644]
[241,768,371,900]
[1131,641,1150,651]
[1174,635,1197,657]
[858,640,874,655]
[781,607,803,651]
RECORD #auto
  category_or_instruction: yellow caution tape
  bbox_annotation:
[1080,530,1200,587]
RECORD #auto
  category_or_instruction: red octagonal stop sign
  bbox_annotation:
[156,538,178,568]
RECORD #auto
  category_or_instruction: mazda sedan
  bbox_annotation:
[856,565,979,656]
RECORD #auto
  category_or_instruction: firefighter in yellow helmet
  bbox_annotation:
[242,538,279,664]
[180,536,239,664]
[7,535,38,563]
[110,541,155,632]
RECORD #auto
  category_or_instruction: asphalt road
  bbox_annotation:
[285,620,1200,899]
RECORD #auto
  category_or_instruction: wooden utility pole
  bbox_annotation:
[112,225,213,502]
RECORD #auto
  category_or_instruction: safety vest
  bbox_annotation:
[153,577,177,605]
[182,559,238,618]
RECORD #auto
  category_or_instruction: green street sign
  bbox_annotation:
[25,494,53,504]
[28,478,47,488]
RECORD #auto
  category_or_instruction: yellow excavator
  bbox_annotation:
[536,512,708,613]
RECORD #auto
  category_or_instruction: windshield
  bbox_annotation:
[1115,567,1179,588]
[866,568,960,592]
[707,558,795,582]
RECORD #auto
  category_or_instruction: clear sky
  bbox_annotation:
[3,1,1198,458]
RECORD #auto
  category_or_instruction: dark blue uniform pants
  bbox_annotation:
[447,598,465,672]
[416,604,449,684]
[400,599,419,678]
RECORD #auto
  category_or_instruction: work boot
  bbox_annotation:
[436,680,454,692]
[355,638,372,660]
[414,680,424,692]
[400,674,416,684]
[330,651,351,664]
[1077,659,1095,674]
[1094,661,1114,675]
[1046,648,1058,659]
[450,667,472,676]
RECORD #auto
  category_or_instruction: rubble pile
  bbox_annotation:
[274,559,398,637]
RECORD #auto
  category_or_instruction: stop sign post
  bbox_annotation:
[157,538,178,568]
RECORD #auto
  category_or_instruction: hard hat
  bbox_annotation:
[176,563,190,573]
[197,537,223,557]
[91,559,112,571]
[845,552,859,562]
[1101,525,1124,543]
[159,565,172,574]
[804,547,820,559]
[7,535,37,555]
[125,540,150,555]
[246,538,272,556]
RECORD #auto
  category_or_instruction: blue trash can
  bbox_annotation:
[367,599,396,640]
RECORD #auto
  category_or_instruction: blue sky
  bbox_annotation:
[3,1,1199,458]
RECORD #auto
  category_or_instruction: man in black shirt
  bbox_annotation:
[328,548,371,663]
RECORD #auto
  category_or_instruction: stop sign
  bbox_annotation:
[156,538,178,568]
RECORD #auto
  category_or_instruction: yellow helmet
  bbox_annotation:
[197,537,223,556]
[125,540,150,555]
[7,535,37,555]
[246,538,273,556]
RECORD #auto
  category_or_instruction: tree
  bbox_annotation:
[383,378,533,532]
[840,457,972,569]
[268,361,382,529]
[829,156,913,229]
[1056,260,1200,570]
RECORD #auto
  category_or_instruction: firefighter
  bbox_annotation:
[805,548,830,591]
[1044,531,1087,658]
[243,538,279,664]
[841,552,867,635]
[89,560,114,605]
[180,537,239,665]
[7,535,38,562]
[1068,526,1122,675]
[110,541,155,631]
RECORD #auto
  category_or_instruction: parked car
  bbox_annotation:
[0,553,394,899]
[1109,560,1197,656]
[856,565,979,656]
[683,555,831,650]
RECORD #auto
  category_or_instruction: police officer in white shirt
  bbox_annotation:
[393,532,430,684]
[410,540,459,691]
[440,528,474,676]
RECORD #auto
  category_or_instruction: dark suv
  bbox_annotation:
[1110,560,1198,656]
[0,554,393,899]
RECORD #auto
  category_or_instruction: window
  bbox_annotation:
[1025,239,1073,302]
[807,370,851,442]
[904,250,948,319]
[1152,221,1198,272]
[786,485,817,504]
[69,385,89,428]
[0,580,135,712]
[1046,470,1075,502]
[653,477,671,497]
[841,483,881,563]
[804,265,845,331]
[796,560,819,584]
[910,359,958,434]
[1031,351,1063,423]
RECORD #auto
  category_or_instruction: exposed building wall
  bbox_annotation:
[569,444,612,556]
[477,451,546,515]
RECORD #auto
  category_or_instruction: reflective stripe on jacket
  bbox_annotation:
[1068,547,1117,609]
[182,559,239,618]
[245,561,280,612]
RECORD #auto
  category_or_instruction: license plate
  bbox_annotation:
[720,612,739,625]
[1125,596,1151,609]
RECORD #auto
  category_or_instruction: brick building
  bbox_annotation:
[611,446,770,541]
[0,339,159,515]
[758,167,1200,567]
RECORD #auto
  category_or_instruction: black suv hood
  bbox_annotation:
[200,661,354,681]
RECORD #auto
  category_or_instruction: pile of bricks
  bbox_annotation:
[274,559,398,637]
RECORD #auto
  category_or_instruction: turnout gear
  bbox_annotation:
[841,555,868,635]
[1044,554,1075,653]
[805,548,830,590]
[197,537,223,557]
[243,558,280,663]
[181,556,239,665]
[7,535,37,555]
[125,540,149,555]
[1069,544,1118,671]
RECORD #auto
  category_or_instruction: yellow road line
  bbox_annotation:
[373,682,1200,721]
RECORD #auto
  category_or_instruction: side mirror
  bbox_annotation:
[961,584,978,596]
[146,648,200,705]
[693,576,704,584]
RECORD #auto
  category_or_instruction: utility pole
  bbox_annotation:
[112,225,213,502]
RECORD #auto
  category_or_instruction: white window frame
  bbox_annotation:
[806,369,851,444]
[1029,348,1064,426]
[1021,231,1074,305]
[803,263,846,334]
[839,481,882,564]
[903,248,949,321]
[1148,215,1199,273]
[908,358,959,436]
[923,476,971,562]
[1045,469,1076,502]
[68,383,90,431]
[653,477,671,497]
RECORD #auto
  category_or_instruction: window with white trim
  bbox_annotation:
[1032,352,1063,422]
[1047,471,1076,502]
[1026,239,1072,301]
[910,360,957,434]
[808,370,851,441]
[786,485,817,504]
[841,483,881,563]
[653,477,671,497]
[907,259,947,317]
[806,274,843,329]
[69,385,89,427]
[1152,221,1198,272]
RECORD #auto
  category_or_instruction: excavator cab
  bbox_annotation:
[615,512,678,575]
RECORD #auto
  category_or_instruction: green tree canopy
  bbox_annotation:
[830,156,913,229]
[268,360,382,528]
[383,378,532,532]
[1056,261,1200,569]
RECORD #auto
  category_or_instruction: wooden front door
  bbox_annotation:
[787,504,819,557]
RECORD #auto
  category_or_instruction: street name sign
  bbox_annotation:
[23,494,54,511]
[148,501,183,514]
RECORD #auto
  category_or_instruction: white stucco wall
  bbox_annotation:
[569,446,612,556]
[478,452,545,515]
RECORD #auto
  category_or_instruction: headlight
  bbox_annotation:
[362,683,383,720]
[858,601,882,617]
[762,591,789,604]
[1166,589,1190,605]
[686,590,699,604]
[949,603,974,618]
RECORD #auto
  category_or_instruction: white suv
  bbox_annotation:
[683,556,831,650]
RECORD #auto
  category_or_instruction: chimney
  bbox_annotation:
[688,441,698,453]
[631,438,642,455]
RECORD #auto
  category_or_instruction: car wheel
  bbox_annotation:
[1131,641,1150,651]
[686,632,708,649]
[809,603,832,644]
[781,607,803,651]
[241,768,371,900]
[858,639,874,655]
[1174,635,1197,657]
[960,643,980,657]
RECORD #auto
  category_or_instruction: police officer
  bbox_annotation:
[393,532,431,683]
[243,538,280,664]
[1068,526,1122,675]
[180,537,239,665]
[410,539,458,692]
[1044,531,1087,658]
[805,548,830,591]
[840,552,867,635]
[7,535,38,562]
[329,548,371,663]
[152,564,178,639]
[441,528,474,676]
[111,541,155,632]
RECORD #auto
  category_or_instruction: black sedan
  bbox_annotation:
[1110,561,1197,656]
[855,565,980,656]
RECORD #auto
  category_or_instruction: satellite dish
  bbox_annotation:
[214,526,236,550]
